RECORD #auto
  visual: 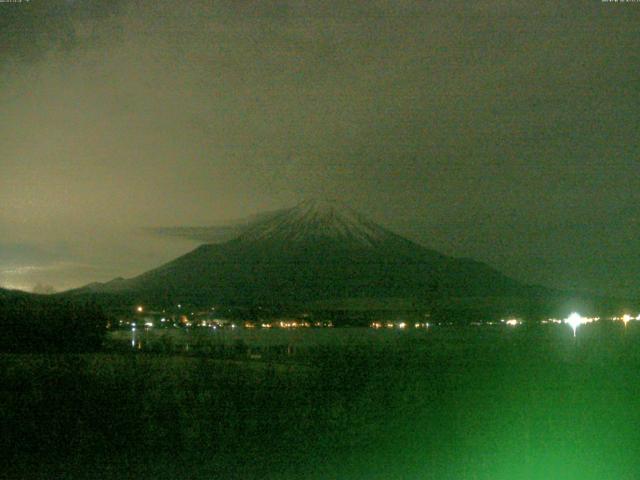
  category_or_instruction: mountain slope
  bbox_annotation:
[75,200,540,310]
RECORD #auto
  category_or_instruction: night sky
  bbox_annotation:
[1,0,638,297]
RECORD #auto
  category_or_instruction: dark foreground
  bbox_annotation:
[3,323,640,480]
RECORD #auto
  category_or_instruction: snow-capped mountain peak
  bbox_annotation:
[235,199,398,247]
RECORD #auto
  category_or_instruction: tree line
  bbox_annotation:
[0,294,107,352]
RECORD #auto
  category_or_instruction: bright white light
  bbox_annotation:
[565,312,584,337]
[136,306,143,313]
[622,314,632,326]
[505,319,519,326]
[398,322,406,329]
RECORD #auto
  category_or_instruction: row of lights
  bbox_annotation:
[135,305,638,336]
[530,312,638,337]
[369,314,638,336]
[370,322,430,329]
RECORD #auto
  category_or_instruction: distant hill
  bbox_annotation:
[0,287,30,300]
[67,200,579,319]
[0,287,107,352]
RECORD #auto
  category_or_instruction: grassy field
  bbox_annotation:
[3,322,640,479]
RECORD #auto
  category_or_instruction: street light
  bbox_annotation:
[565,312,584,337]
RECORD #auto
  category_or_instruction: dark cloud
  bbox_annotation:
[1,0,638,296]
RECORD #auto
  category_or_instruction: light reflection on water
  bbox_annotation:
[116,327,418,358]
[110,323,628,363]
[130,329,143,349]
[122,326,422,352]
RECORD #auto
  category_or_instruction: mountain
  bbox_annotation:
[72,200,554,318]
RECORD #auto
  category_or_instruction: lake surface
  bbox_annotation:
[108,321,640,365]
